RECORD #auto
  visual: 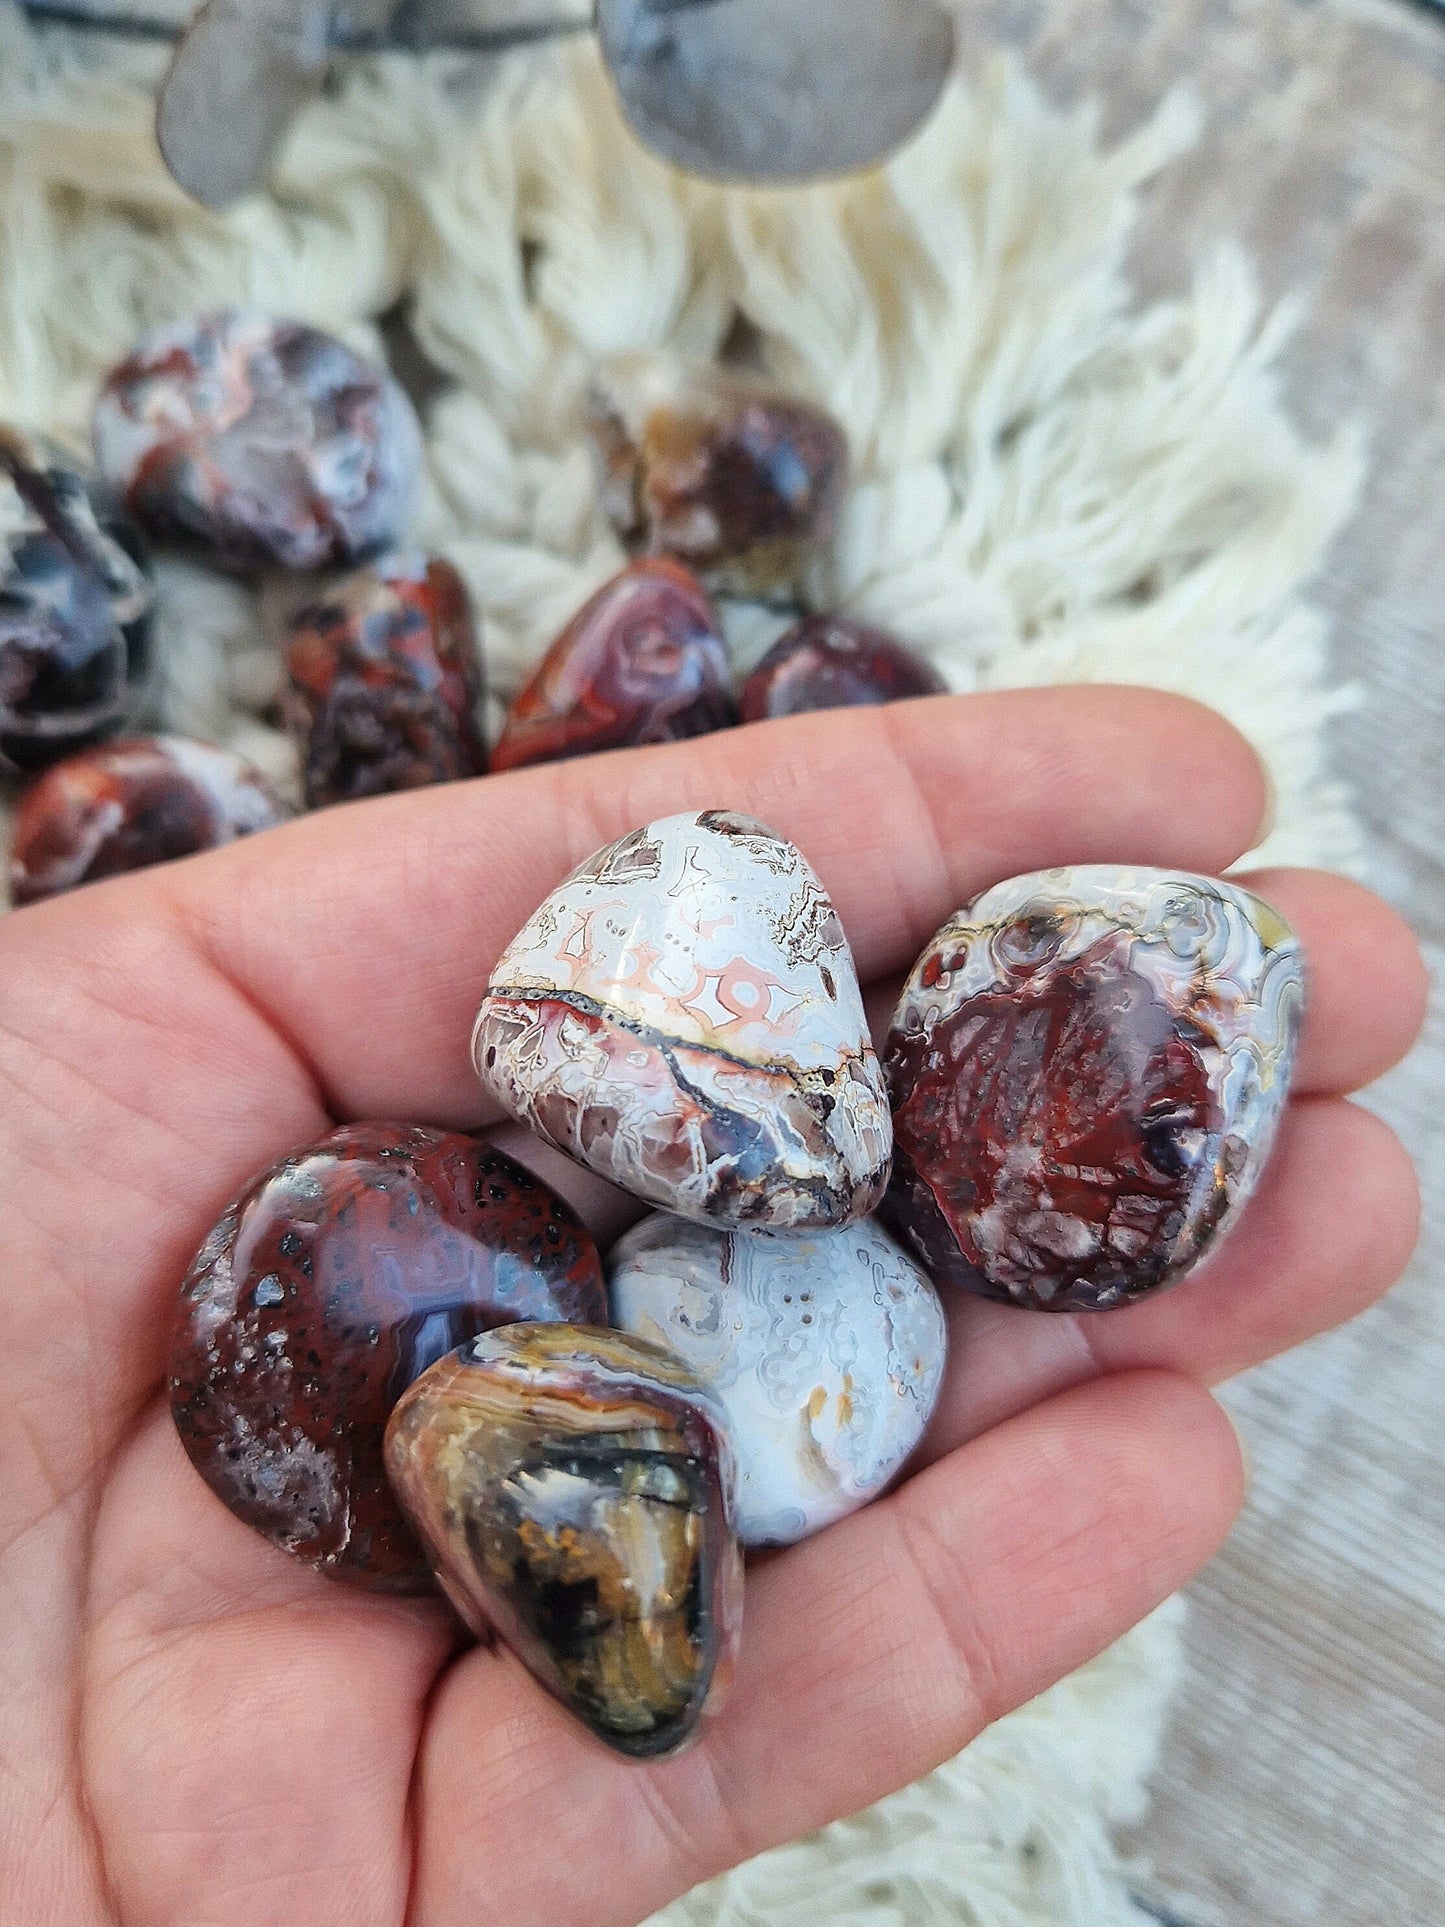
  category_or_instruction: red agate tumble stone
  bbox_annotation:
[8,734,288,905]
[92,310,422,573]
[168,1125,608,1592]
[884,868,1304,1312]
[588,354,849,596]
[740,615,946,722]
[490,558,736,773]
[283,552,487,807]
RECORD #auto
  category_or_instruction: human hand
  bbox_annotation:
[0,688,1424,1927]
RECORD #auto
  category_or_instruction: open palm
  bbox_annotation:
[0,689,1423,1927]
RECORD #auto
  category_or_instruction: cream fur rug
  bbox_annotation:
[0,14,1362,1920]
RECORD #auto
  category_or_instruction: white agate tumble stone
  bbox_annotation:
[608,1213,947,1547]
[473,810,892,1231]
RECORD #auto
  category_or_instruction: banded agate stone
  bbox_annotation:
[93,310,422,573]
[739,615,946,722]
[609,1214,946,1546]
[169,1126,606,1591]
[473,810,891,1230]
[0,428,153,776]
[9,734,288,904]
[588,354,848,596]
[886,866,1305,1312]
[385,1324,742,1757]
[283,551,487,806]
[491,558,734,773]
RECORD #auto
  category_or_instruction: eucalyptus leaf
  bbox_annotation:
[155,0,362,207]
[595,0,956,183]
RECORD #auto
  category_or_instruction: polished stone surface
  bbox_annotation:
[283,550,486,806]
[93,309,422,572]
[609,1213,946,1546]
[474,810,891,1229]
[588,354,848,595]
[169,1125,606,1592]
[9,733,288,905]
[1,428,152,776]
[385,1323,742,1756]
[739,615,946,723]
[886,866,1305,1312]
[491,558,735,773]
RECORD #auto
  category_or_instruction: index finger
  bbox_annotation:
[158,686,1267,1121]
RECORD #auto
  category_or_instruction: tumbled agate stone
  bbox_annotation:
[474,810,891,1229]
[385,1324,742,1757]
[283,551,487,806]
[609,1214,946,1546]
[886,866,1305,1312]
[491,558,735,773]
[740,615,946,723]
[9,734,288,904]
[1,428,153,775]
[588,354,849,596]
[169,1126,606,1591]
[93,310,422,573]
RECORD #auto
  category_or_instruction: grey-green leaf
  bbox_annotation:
[595,0,956,183]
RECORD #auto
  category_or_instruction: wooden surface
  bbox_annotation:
[961,0,1445,1920]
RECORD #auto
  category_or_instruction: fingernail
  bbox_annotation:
[1255,762,1278,847]
[1223,1401,1254,1492]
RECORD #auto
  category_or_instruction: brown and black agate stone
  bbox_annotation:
[1,428,153,776]
[739,614,946,722]
[491,557,736,773]
[588,354,849,596]
[92,310,422,573]
[8,733,288,905]
[885,867,1304,1312]
[282,552,487,807]
[169,1126,608,1591]
[386,1324,743,1756]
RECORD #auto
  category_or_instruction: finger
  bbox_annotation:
[1234,868,1426,1093]
[409,1371,1244,1927]
[83,1401,454,1927]
[862,867,1428,1102]
[917,1097,1420,1457]
[144,687,1268,1120]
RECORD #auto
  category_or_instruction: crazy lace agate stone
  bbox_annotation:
[93,310,422,573]
[491,558,735,773]
[169,1126,606,1592]
[886,866,1305,1312]
[9,734,288,904]
[474,810,891,1230]
[283,551,487,806]
[588,354,849,596]
[385,1324,742,1757]
[609,1214,946,1546]
[740,615,946,722]
[1,429,153,776]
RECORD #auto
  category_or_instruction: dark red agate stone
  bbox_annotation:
[1,429,153,776]
[588,355,849,596]
[739,615,946,722]
[886,946,1229,1313]
[283,552,487,807]
[9,734,288,905]
[169,1125,608,1592]
[92,310,422,573]
[491,558,736,773]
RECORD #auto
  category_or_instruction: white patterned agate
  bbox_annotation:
[473,811,892,1230]
[608,1213,946,1546]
